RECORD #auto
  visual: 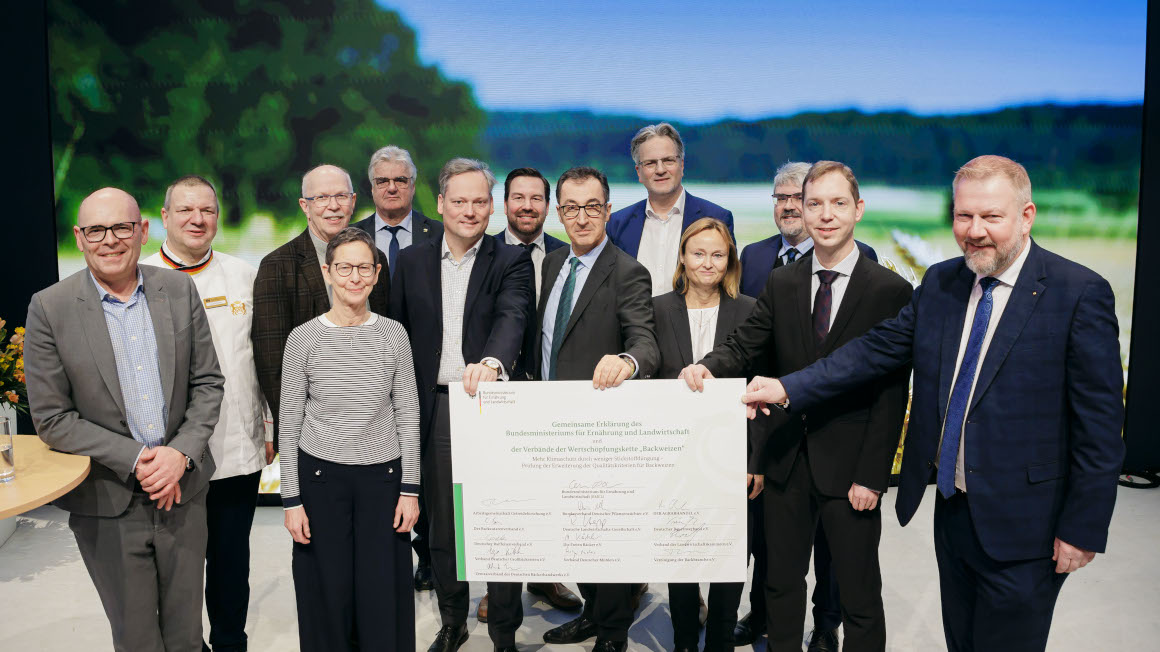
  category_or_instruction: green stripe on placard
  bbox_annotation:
[454,483,466,581]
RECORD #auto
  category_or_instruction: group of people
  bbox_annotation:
[22,120,1125,652]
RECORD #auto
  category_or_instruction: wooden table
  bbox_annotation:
[0,435,90,520]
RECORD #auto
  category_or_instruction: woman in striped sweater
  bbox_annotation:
[279,227,421,651]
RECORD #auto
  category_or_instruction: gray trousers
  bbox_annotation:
[69,488,208,652]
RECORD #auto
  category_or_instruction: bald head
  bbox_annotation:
[299,164,357,242]
[301,165,353,198]
[73,187,149,298]
[77,187,141,227]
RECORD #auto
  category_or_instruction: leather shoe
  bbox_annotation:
[697,588,708,627]
[542,615,597,644]
[427,623,469,652]
[477,591,490,623]
[732,611,766,645]
[806,628,839,652]
[593,639,628,652]
[527,582,583,610]
[631,582,649,612]
[414,561,435,591]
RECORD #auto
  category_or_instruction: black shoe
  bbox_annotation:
[593,639,627,652]
[732,612,766,646]
[427,624,469,652]
[542,615,597,644]
[414,562,435,591]
[494,647,518,652]
[806,628,839,652]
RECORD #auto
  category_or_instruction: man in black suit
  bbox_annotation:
[683,161,912,652]
[536,167,660,652]
[389,158,534,652]
[253,165,387,444]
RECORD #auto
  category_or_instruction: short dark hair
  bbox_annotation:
[324,226,376,265]
[556,166,610,204]
[504,167,550,201]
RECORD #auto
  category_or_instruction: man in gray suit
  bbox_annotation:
[25,187,224,651]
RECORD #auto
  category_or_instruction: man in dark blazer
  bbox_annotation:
[607,123,735,296]
[684,162,911,652]
[740,156,1126,652]
[25,188,224,651]
[536,166,659,652]
[252,165,388,449]
[353,144,444,281]
[389,158,534,652]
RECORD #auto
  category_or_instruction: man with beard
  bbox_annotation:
[494,167,568,300]
[737,155,1125,652]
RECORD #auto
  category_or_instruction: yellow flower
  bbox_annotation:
[4,391,18,405]
[14,370,24,383]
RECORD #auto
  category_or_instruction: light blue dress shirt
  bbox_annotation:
[778,236,813,264]
[375,211,413,252]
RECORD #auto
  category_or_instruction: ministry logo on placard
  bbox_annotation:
[478,388,517,412]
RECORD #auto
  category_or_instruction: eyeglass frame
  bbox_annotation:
[773,193,804,204]
[330,262,377,278]
[559,202,608,219]
[303,192,356,207]
[79,221,141,243]
[372,176,413,189]
[638,156,682,172]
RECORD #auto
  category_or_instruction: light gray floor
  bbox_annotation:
[2,484,1157,651]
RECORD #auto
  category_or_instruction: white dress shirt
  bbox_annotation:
[940,240,1032,492]
[375,211,413,252]
[779,236,814,265]
[142,244,273,480]
[638,189,687,296]
[436,237,506,384]
[688,305,720,362]
[809,245,861,329]
[504,228,547,299]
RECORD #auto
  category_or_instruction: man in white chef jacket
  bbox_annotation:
[142,174,275,652]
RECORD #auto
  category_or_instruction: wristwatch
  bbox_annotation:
[481,359,501,374]
[185,455,195,471]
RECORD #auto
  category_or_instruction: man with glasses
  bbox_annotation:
[537,167,659,652]
[253,165,388,454]
[141,175,273,652]
[25,187,224,650]
[355,145,445,281]
[608,122,735,296]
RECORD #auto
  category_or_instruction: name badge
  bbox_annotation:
[203,296,228,310]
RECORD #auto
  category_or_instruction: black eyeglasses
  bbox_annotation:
[773,193,804,204]
[303,193,355,207]
[560,202,606,218]
[81,221,139,243]
[332,262,376,278]
[373,176,412,189]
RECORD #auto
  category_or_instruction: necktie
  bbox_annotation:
[549,258,581,381]
[812,270,840,343]
[518,243,532,252]
[785,247,799,264]
[384,225,403,279]
[937,276,1000,498]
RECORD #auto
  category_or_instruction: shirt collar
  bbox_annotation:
[566,233,609,269]
[441,234,483,262]
[505,228,545,250]
[780,236,813,257]
[89,268,145,303]
[981,238,1032,288]
[645,188,686,222]
[161,241,212,267]
[376,211,412,233]
[811,243,860,276]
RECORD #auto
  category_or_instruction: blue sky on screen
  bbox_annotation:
[381,0,1146,122]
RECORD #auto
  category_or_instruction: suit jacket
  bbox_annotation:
[24,267,224,517]
[780,241,1126,560]
[252,228,389,446]
[354,208,444,255]
[389,235,534,442]
[491,229,568,254]
[608,192,736,258]
[739,234,878,297]
[653,289,765,472]
[533,240,660,381]
[703,255,912,495]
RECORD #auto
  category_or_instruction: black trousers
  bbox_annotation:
[486,582,524,647]
[412,477,431,565]
[204,470,261,651]
[750,493,841,632]
[425,391,471,626]
[764,450,886,652]
[669,582,744,650]
[578,583,635,642]
[934,492,1067,652]
[292,451,414,652]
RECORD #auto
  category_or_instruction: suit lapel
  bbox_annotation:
[937,262,976,421]
[539,250,567,327]
[143,269,177,408]
[75,275,126,416]
[414,212,436,243]
[793,261,817,359]
[562,244,615,343]
[968,244,1046,412]
[463,237,493,327]
[819,256,870,355]
[622,203,645,258]
[295,232,329,311]
[681,193,704,231]
[425,240,444,341]
[713,292,742,346]
[669,299,695,367]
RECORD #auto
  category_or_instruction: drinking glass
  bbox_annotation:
[0,417,13,483]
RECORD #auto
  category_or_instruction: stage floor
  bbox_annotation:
[1,484,1156,651]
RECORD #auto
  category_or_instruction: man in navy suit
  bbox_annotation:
[607,122,735,296]
[739,155,1125,652]
[740,161,877,298]
[492,167,568,301]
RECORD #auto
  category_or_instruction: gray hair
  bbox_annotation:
[772,161,812,193]
[301,164,354,198]
[324,226,376,265]
[163,174,218,212]
[630,122,685,164]
[367,145,417,184]
[438,158,496,196]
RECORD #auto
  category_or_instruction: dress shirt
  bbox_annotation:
[688,305,720,362]
[809,245,861,329]
[779,236,814,265]
[939,240,1032,492]
[638,189,687,296]
[504,228,547,299]
[375,211,413,253]
[90,269,168,460]
[143,244,273,480]
[308,228,333,305]
[436,237,506,384]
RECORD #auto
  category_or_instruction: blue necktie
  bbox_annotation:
[785,247,799,264]
[937,276,1000,498]
[384,225,403,279]
[548,258,581,381]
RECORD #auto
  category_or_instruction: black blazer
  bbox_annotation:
[389,235,534,442]
[533,240,659,381]
[252,228,389,447]
[653,289,765,472]
[739,234,878,298]
[491,229,568,254]
[702,254,912,495]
